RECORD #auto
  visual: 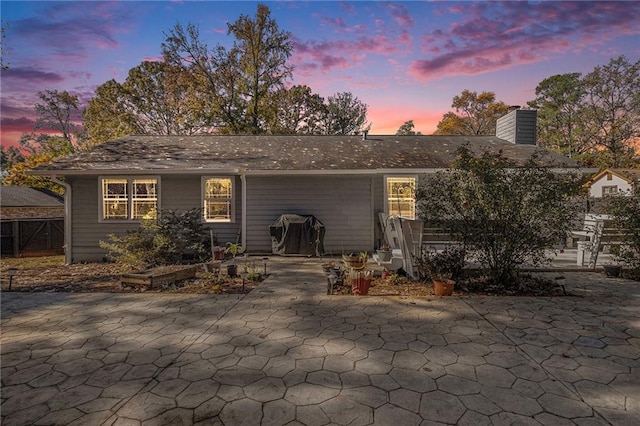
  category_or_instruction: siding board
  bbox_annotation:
[245,175,373,254]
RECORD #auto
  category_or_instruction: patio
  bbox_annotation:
[1,257,638,425]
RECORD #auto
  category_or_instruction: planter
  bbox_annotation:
[213,248,225,261]
[381,269,390,279]
[227,264,238,277]
[121,265,197,290]
[603,264,622,278]
[343,255,365,269]
[377,250,392,262]
[351,278,372,295]
[432,278,455,296]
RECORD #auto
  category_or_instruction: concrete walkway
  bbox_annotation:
[1,258,639,425]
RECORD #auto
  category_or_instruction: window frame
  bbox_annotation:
[602,185,618,197]
[202,176,235,223]
[385,175,417,220]
[99,176,160,222]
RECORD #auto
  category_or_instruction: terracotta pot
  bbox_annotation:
[381,269,390,279]
[433,279,455,296]
[214,250,225,260]
[351,278,372,296]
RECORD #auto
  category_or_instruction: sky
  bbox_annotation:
[1,0,639,149]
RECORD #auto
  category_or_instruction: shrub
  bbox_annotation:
[416,146,582,288]
[100,208,211,269]
[604,186,640,272]
[417,245,466,281]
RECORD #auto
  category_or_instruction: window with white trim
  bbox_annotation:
[203,177,233,222]
[386,177,416,219]
[101,177,158,221]
[602,185,618,197]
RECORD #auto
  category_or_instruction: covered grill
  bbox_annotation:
[269,214,325,256]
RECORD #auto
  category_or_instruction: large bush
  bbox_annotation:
[100,208,211,269]
[604,185,640,273]
[416,146,582,287]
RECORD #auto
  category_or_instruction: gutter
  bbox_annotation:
[240,173,247,250]
[50,176,72,265]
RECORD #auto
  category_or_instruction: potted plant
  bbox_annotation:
[212,246,225,260]
[224,242,244,277]
[343,252,367,269]
[431,272,455,296]
[376,244,392,262]
[349,269,373,295]
[417,246,466,297]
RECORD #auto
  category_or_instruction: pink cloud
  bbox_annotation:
[412,1,640,81]
[385,4,414,28]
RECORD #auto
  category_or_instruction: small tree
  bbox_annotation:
[416,146,582,288]
[604,186,640,274]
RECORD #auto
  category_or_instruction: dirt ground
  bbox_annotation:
[0,256,261,294]
[1,255,568,296]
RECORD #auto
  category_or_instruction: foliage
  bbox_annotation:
[2,135,75,193]
[416,146,582,287]
[527,73,589,158]
[324,92,370,135]
[396,120,421,136]
[100,208,211,270]
[162,4,293,135]
[1,20,8,71]
[34,90,81,142]
[265,85,326,134]
[528,56,640,168]
[224,242,244,259]
[434,90,509,136]
[1,145,25,171]
[604,185,640,270]
[417,246,466,281]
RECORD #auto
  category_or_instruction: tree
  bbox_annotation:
[527,73,589,158]
[162,4,293,134]
[434,90,509,135]
[84,79,139,147]
[396,120,421,135]
[1,21,8,71]
[416,146,582,287]
[33,90,80,142]
[323,92,369,135]
[265,85,325,134]
[1,145,24,171]
[583,56,640,167]
[3,134,74,193]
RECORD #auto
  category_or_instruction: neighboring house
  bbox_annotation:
[0,185,65,257]
[30,115,579,263]
[584,168,640,198]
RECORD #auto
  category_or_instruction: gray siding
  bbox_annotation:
[245,175,374,254]
[496,109,537,145]
[68,175,241,262]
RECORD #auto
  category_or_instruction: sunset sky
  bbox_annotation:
[1,1,639,149]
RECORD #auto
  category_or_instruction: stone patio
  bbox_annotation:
[1,257,639,425]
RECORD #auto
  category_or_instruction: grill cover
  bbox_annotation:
[269,214,325,256]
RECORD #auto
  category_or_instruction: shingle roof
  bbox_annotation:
[31,134,579,174]
[0,186,64,207]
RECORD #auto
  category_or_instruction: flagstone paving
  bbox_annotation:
[1,258,639,425]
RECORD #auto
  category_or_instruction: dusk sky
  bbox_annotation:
[1,1,639,149]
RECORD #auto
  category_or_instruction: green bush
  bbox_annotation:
[416,146,582,288]
[605,186,640,272]
[100,208,211,270]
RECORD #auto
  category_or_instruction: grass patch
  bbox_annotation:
[1,255,65,269]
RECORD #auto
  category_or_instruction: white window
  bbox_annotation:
[101,177,158,221]
[203,177,233,222]
[602,185,618,197]
[386,176,416,219]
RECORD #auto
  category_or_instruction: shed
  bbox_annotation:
[0,186,65,257]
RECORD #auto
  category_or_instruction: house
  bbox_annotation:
[0,185,65,257]
[584,168,640,198]
[30,119,579,264]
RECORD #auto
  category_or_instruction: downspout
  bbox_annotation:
[240,173,247,250]
[51,175,72,265]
